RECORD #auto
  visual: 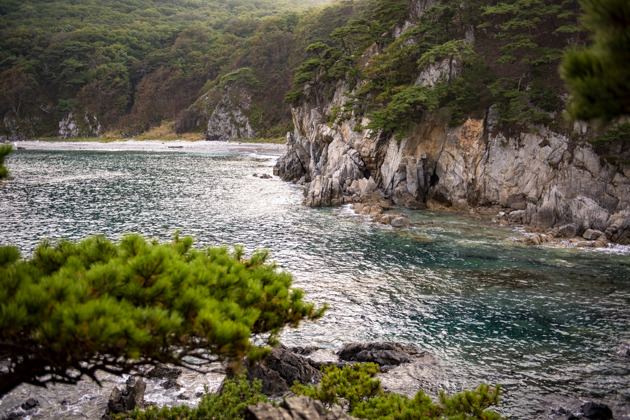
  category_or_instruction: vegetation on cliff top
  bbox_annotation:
[289,0,587,139]
[0,233,325,397]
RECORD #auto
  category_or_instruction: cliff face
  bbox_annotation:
[274,2,630,245]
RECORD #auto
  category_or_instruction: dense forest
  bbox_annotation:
[1,0,624,147]
[0,0,342,139]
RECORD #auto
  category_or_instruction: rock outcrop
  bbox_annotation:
[567,402,613,420]
[58,111,102,139]
[274,45,630,246]
[336,342,444,397]
[246,396,358,420]
[274,0,630,245]
[246,345,321,396]
[204,87,255,141]
[103,377,146,419]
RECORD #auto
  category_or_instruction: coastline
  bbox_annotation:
[12,140,286,156]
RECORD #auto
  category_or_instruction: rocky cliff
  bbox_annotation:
[274,2,630,245]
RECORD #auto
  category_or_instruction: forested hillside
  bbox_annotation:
[288,0,587,139]
[0,0,348,139]
[0,0,616,145]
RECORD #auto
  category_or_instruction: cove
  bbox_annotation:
[1,142,629,419]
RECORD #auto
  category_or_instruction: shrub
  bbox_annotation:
[0,234,326,396]
[0,143,13,179]
[293,363,503,420]
[119,376,268,420]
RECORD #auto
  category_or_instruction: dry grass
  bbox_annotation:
[229,137,286,144]
[135,121,204,141]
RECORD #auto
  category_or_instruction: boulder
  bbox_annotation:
[557,223,579,238]
[105,377,146,416]
[508,210,526,223]
[582,229,603,241]
[390,216,410,228]
[245,396,357,420]
[604,210,630,245]
[337,342,427,366]
[567,402,613,420]
[146,365,182,380]
[161,378,181,390]
[20,399,39,411]
[246,345,321,396]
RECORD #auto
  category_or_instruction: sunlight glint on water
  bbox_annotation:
[1,148,629,419]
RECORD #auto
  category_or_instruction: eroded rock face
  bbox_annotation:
[205,87,255,141]
[58,112,102,139]
[272,0,630,244]
[275,80,630,244]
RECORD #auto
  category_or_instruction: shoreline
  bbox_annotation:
[11,140,286,156]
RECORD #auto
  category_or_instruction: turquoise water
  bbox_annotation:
[1,147,629,418]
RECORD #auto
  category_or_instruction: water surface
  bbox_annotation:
[1,144,629,419]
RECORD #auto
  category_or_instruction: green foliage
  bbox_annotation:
[0,234,326,396]
[292,363,382,411]
[560,0,630,122]
[366,85,439,139]
[591,123,630,147]
[0,143,13,179]
[352,385,502,420]
[293,363,503,420]
[0,0,333,138]
[119,376,268,420]
[438,384,502,420]
[219,68,262,90]
[287,0,584,137]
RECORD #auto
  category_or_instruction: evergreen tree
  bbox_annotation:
[560,0,630,122]
[0,143,13,178]
[0,234,326,397]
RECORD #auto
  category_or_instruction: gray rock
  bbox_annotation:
[245,396,357,420]
[246,345,321,396]
[567,401,613,420]
[105,377,146,415]
[204,86,255,141]
[558,223,579,238]
[337,342,428,366]
[605,210,630,245]
[161,378,181,390]
[20,399,39,411]
[146,365,182,380]
[390,215,410,228]
[583,229,604,241]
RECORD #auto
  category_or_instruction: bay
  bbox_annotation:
[1,142,629,419]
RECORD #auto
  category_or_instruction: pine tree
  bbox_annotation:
[0,143,13,178]
[0,234,326,397]
[560,0,630,122]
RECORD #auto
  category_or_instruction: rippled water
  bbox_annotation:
[1,144,629,419]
